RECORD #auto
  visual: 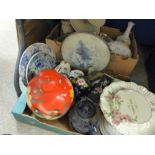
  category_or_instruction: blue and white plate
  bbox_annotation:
[26,52,56,83]
[61,33,110,72]
[19,43,54,86]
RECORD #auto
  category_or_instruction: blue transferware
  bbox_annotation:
[19,43,54,86]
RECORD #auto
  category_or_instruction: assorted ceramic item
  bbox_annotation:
[55,60,71,77]
[108,41,132,58]
[116,21,135,46]
[26,69,74,120]
[100,81,155,135]
[26,52,56,84]
[61,20,74,34]
[70,76,91,99]
[70,19,99,33]
[61,32,110,71]
[87,74,114,106]
[107,21,135,58]
[19,43,54,86]
[69,69,84,78]
[68,97,100,134]
[19,21,155,135]
[98,32,113,43]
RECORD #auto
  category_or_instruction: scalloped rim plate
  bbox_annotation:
[100,81,155,135]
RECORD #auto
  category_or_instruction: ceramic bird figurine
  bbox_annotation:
[116,21,135,46]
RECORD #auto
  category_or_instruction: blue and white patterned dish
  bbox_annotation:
[26,52,56,84]
[19,43,54,86]
[61,33,110,72]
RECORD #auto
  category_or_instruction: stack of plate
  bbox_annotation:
[99,81,155,135]
[19,43,56,86]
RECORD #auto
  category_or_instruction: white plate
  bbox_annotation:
[26,52,56,84]
[100,81,155,135]
[70,19,99,33]
[61,32,110,71]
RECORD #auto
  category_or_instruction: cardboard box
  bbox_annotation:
[12,88,78,135]
[12,74,129,135]
[46,24,62,62]
[101,26,139,76]
[12,24,138,134]
[46,24,139,76]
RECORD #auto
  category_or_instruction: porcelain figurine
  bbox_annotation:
[70,76,91,99]
[108,41,132,58]
[116,21,135,46]
[55,60,71,77]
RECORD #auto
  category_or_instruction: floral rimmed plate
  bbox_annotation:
[19,43,53,86]
[100,81,155,135]
[26,52,56,84]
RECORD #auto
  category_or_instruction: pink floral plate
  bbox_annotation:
[100,81,155,135]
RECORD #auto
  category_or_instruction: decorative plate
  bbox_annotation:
[26,52,56,83]
[19,43,53,86]
[88,19,106,28]
[108,41,132,58]
[70,19,99,33]
[61,32,110,71]
[76,96,97,119]
[68,99,100,134]
[100,81,155,135]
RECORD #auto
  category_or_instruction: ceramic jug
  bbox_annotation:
[116,21,135,46]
